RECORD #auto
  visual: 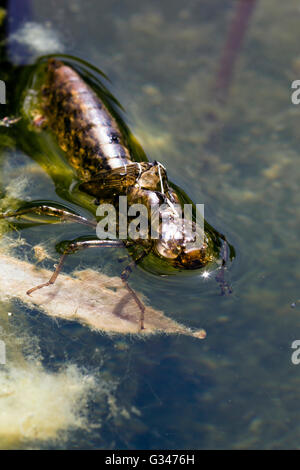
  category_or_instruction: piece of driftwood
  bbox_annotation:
[0,252,206,339]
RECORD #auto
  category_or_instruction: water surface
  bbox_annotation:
[0,0,299,449]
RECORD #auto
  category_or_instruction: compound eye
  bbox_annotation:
[155,240,180,259]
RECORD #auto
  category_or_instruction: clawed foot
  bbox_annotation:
[215,268,233,296]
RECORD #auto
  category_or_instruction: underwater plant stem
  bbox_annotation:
[215,0,257,101]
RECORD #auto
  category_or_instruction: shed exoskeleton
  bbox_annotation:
[1,57,235,331]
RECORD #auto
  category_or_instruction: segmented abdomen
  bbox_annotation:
[42,59,132,180]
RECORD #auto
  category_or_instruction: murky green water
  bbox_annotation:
[0,0,300,449]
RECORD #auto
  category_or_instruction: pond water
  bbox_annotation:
[0,0,300,449]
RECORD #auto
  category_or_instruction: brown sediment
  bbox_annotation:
[0,252,205,339]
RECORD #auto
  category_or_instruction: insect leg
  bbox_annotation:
[27,238,124,296]
[0,203,96,228]
[215,240,233,295]
[215,267,233,296]
[120,251,148,330]
[27,235,148,330]
[27,252,68,295]
[121,264,145,330]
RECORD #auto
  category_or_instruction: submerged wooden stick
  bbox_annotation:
[215,0,257,100]
[0,252,206,339]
